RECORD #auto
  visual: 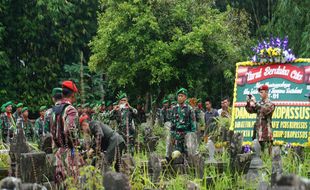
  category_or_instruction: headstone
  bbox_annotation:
[19,152,47,183]
[187,181,200,190]
[246,140,263,184]
[0,177,22,189]
[40,134,52,154]
[9,128,30,177]
[187,154,205,178]
[274,174,310,190]
[120,154,135,175]
[148,153,162,183]
[185,132,198,156]
[103,171,131,190]
[165,122,173,159]
[21,183,47,190]
[206,139,215,162]
[229,132,244,173]
[271,146,282,186]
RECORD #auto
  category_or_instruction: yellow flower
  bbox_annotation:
[242,141,252,146]
[273,140,284,146]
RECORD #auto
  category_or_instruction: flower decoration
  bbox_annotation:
[273,140,285,146]
[251,36,295,63]
[243,145,251,153]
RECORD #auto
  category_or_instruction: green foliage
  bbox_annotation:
[89,0,251,102]
[0,0,99,113]
[65,165,104,190]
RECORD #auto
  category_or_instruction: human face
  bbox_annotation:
[17,107,22,113]
[81,121,90,134]
[177,94,187,104]
[119,98,128,105]
[259,90,268,100]
[23,110,29,118]
[205,101,211,111]
[40,110,46,117]
[6,105,12,113]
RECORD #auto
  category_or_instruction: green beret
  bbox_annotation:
[113,102,118,106]
[76,103,81,107]
[52,87,62,97]
[118,92,127,101]
[21,107,28,113]
[176,88,188,96]
[162,99,168,104]
[106,101,112,107]
[16,103,23,108]
[3,101,13,108]
[171,100,177,105]
[39,106,47,112]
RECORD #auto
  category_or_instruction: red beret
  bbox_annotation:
[258,84,268,91]
[62,80,78,93]
[79,114,89,125]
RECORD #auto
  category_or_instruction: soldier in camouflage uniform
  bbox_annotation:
[50,81,83,185]
[44,88,63,134]
[170,88,197,154]
[245,84,275,152]
[160,99,170,124]
[0,101,15,143]
[13,103,23,122]
[16,107,35,142]
[111,93,137,154]
[35,106,47,140]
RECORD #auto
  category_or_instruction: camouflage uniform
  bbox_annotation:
[245,98,275,142]
[16,117,34,142]
[0,112,15,143]
[170,103,197,153]
[35,116,45,138]
[50,98,82,184]
[89,121,125,168]
[13,111,22,123]
[112,106,137,154]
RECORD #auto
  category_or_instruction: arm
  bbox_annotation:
[64,106,79,147]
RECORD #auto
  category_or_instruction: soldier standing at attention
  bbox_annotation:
[13,103,23,122]
[0,101,15,143]
[246,84,275,153]
[35,106,47,139]
[170,88,197,154]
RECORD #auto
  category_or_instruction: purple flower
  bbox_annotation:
[283,36,288,49]
[252,55,257,62]
[244,145,251,153]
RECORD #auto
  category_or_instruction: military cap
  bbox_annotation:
[3,101,13,108]
[16,103,23,108]
[162,99,168,104]
[21,107,28,113]
[176,88,188,96]
[113,102,118,106]
[171,100,177,105]
[62,80,78,93]
[258,84,269,92]
[106,101,112,107]
[79,114,90,125]
[52,88,63,97]
[118,92,127,101]
[39,106,47,112]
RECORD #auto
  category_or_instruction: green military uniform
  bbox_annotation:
[112,93,137,154]
[13,103,23,122]
[35,106,47,139]
[17,107,35,142]
[89,121,125,170]
[44,88,63,134]
[0,101,16,143]
[170,88,197,153]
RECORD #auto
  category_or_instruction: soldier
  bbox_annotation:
[111,92,137,154]
[160,99,170,124]
[50,80,82,184]
[17,107,34,142]
[218,96,231,118]
[136,99,146,125]
[35,106,47,139]
[44,88,63,134]
[170,88,197,154]
[79,115,125,172]
[13,103,23,122]
[0,101,15,143]
[246,84,275,153]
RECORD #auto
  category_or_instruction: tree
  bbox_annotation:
[89,0,251,104]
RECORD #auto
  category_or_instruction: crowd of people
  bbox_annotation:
[1,80,309,186]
